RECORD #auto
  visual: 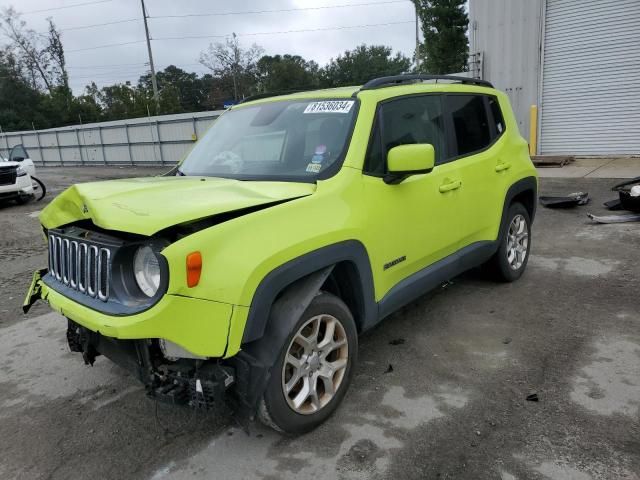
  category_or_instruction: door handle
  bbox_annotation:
[439,180,462,193]
[495,162,512,172]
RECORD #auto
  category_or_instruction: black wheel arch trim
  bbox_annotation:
[502,176,537,226]
[241,240,377,345]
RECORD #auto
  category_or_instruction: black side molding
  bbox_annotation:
[378,241,496,320]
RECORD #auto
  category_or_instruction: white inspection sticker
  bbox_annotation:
[304,100,354,114]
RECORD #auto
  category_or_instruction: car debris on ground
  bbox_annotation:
[539,192,589,208]
[588,176,640,223]
[610,176,640,212]
[587,213,640,224]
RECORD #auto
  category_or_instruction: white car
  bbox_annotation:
[0,145,38,204]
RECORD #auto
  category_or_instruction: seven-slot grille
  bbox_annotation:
[48,233,111,301]
[0,166,17,186]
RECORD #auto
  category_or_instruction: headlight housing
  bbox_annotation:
[133,245,161,297]
[16,165,27,177]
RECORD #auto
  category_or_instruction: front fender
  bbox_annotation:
[238,240,376,346]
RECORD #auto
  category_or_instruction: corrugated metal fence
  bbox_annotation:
[0,110,224,166]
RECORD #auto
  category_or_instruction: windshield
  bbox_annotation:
[179,99,357,181]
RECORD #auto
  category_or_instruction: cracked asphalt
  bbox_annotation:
[0,168,638,480]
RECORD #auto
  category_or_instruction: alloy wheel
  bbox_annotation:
[281,314,349,415]
[506,213,529,270]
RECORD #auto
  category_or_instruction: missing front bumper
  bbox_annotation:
[66,319,235,409]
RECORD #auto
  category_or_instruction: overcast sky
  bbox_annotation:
[3,0,419,94]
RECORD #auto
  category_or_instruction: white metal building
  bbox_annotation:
[469,0,640,155]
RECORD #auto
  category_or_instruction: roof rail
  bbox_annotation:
[358,74,493,92]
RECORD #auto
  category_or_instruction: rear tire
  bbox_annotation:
[257,292,357,434]
[485,202,531,282]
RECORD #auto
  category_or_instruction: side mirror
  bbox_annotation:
[385,144,435,185]
[9,145,28,163]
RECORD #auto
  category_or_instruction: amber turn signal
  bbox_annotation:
[186,251,202,287]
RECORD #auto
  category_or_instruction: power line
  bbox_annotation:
[66,40,146,53]
[67,62,203,71]
[70,69,149,79]
[64,20,413,53]
[35,18,139,35]
[22,0,112,15]
[67,62,148,70]
[42,1,408,34]
[151,0,409,19]
[59,18,139,32]
[67,63,208,81]
[155,20,415,41]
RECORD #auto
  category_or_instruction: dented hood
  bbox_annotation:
[40,176,316,236]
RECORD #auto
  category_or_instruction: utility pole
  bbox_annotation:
[231,32,239,102]
[414,2,421,71]
[141,0,160,114]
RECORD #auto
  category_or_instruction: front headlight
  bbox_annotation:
[16,165,27,177]
[133,246,161,297]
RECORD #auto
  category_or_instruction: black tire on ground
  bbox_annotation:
[485,202,531,282]
[31,176,46,201]
[15,194,32,205]
[257,292,358,434]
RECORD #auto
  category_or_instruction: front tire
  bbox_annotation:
[15,194,33,205]
[258,292,357,434]
[486,202,531,282]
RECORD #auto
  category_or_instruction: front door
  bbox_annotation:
[360,94,463,300]
[9,144,35,176]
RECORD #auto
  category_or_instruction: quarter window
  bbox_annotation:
[447,95,492,156]
[364,95,446,175]
[488,96,506,139]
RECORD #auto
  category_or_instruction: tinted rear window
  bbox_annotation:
[447,95,491,156]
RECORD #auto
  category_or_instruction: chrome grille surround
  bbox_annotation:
[48,232,111,302]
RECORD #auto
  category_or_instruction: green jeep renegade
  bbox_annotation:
[24,74,537,433]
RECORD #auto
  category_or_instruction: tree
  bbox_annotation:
[414,0,468,74]
[256,54,319,93]
[320,45,411,88]
[139,65,208,113]
[199,34,264,101]
[45,18,69,92]
[0,7,53,92]
[98,82,150,120]
[0,50,48,130]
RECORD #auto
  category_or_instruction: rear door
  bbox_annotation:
[444,94,507,246]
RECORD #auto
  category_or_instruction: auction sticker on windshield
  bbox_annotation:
[304,100,354,114]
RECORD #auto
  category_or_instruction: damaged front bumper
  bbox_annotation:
[24,270,232,358]
[66,319,235,408]
[24,270,268,414]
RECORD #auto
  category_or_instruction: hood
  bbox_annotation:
[1,160,20,167]
[40,176,316,236]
